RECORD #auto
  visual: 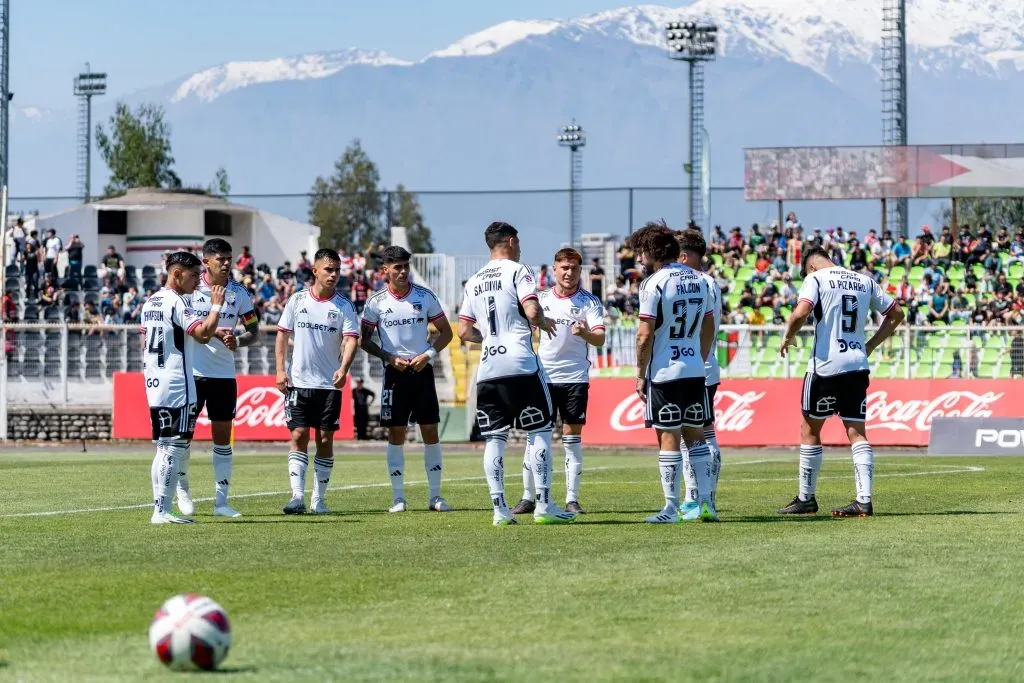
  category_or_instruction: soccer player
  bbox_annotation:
[511,247,605,515]
[275,248,360,515]
[457,221,574,526]
[174,238,260,519]
[777,246,905,517]
[675,229,723,517]
[632,223,717,523]
[360,245,455,513]
[141,252,225,524]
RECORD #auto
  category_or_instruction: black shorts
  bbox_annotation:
[150,404,198,442]
[380,365,440,427]
[285,387,343,431]
[549,383,589,425]
[645,377,709,430]
[475,373,553,435]
[801,370,870,422]
[704,383,719,427]
[195,377,237,422]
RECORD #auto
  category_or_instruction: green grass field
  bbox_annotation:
[2,447,1024,682]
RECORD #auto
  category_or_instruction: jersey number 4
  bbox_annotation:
[147,326,165,368]
[669,298,704,339]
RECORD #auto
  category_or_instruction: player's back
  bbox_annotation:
[460,259,539,382]
[800,266,894,377]
[640,263,711,383]
[141,289,196,408]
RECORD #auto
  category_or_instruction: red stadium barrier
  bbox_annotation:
[586,378,1019,447]
[112,373,353,440]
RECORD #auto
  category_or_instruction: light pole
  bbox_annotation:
[557,122,586,248]
[73,66,107,203]
[666,21,717,229]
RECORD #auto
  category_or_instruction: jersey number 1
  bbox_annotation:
[486,296,498,337]
[147,327,165,368]
[841,295,858,333]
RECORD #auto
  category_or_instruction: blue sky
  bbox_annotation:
[13,0,640,109]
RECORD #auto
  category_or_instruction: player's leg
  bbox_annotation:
[510,439,535,514]
[309,389,343,514]
[833,372,873,517]
[677,379,716,521]
[418,423,451,511]
[779,374,828,515]
[522,376,574,524]
[208,378,240,518]
[646,427,682,523]
[151,406,196,524]
[476,381,515,525]
[413,368,450,511]
[561,383,588,513]
[386,425,408,512]
[283,388,312,513]
[704,384,722,506]
[174,382,202,516]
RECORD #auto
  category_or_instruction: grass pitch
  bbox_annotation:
[2,447,1024,682]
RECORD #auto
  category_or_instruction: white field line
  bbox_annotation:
[0,461,985,519]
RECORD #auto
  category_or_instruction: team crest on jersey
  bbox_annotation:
[570,306,581,316]
[226,292,236,306]
[327,309,339,321]
[412,302,423,313]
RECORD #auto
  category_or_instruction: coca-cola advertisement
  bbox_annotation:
[112,373,354,440]
[587,378,1019,447]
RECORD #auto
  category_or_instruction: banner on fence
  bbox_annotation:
[112,373,354,440]
[928,416,1024,455]
[586,379,1020,447]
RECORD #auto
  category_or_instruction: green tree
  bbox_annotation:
[209,167,231,197]
[394,184,433,252]
[307,139,387,252]
[95,102,182,196]
[938,198,1024,231]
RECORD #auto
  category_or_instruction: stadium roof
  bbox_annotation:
[91,187,258,212]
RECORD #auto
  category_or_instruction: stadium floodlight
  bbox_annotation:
[557,122,586,248]
[666,21,718,231]
[73,65,107,203]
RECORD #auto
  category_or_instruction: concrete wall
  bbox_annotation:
[6,406,111,441]
[253,211,320,268]
[124,209,205,270]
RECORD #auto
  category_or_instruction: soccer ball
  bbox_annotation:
[148,594,232,670]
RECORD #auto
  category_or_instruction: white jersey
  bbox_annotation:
[799,266,896,377]
[190,275,257,379]
[638,263,713,384]
[699,271,723,386]
[277,288,360,390]
[141,288,204,409]
[537,287,605,384]
[458,259,540,383]
[361,283,446,360]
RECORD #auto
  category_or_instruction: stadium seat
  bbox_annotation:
[711,254,723,267]
[4,264,19,278]
[83,265,98,279]
[1009,262,1024,279]
[744,254,756,268]
[84,292,100,306]
[735,267,753,282]
[908,266,924,282]
[124,265,137,280]
[21,304,39,321]
[889,266,905,280]
[4,276,20,292]
[82,278,100,292]
[64,292,81,307]
[915,363,935,379]
[42,306,61,322]
[142,278,159,291]
[141,266,157,279]
[61,278,81,291]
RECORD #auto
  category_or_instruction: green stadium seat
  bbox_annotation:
[936,363,953,378]
[915,363,935,379]
[1009,261,1023,279]
[927,334,945,349]
[951,318,966,327]
[982,347,999,364]
[754,363,773,378]
[963,294,976,308]
[744,254,756,268]
[711,254,723,267]
[997,362,1011,379]
[889,266,906,280]
[972,263,985,278]
[752,282,764,295]
[759,306,774,320]
[779,306,792,319]
[978,363,995,378]
[736,267,753,282]
[909,266,925,281]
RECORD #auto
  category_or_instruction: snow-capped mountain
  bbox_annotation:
[9,0,1024,260]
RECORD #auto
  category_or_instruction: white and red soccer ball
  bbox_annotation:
[149,594,231,671]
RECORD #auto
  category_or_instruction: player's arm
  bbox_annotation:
[235,295,261,348]
[408,314,454,372]
[522,298,556,337]
[456,291,484,344]
[186,285,225,344]
[781,278,817,357]
[274,297,296,393]
[360,299,408,370]
[634,318,655,402]
[866,287,906,357]
[333,335,359,388]
[573,301,606,346]
[699,314,715,361]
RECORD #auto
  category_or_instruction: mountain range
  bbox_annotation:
[10,0,1024,260]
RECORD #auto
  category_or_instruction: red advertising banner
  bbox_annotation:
[587,378,1021,447]
[112,373,353,440]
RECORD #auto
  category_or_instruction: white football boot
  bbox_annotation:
[534,503,576,525]
[388,498,408,513]
[644,505,681,524]
[429,496,453,512]
[213,506,242,518]
[310,498,331,515]
[175,485,194,517]
[492,509,517,526]
[151,511,195,524]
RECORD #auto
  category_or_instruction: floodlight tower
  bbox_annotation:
[0,0,11,191]
[666,20,717,229]
[882,0,908,236]
[74,65,107,203]
[557,122,586,247]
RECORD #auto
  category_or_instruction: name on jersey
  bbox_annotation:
[827,275,867,292]
[144,310,164,322]
[473,279,503,295]
[675,282,702,294]
[296,321,338,332]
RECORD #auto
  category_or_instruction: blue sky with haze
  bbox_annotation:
[14,0,638,109]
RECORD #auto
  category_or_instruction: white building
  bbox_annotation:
[28,188,320,270]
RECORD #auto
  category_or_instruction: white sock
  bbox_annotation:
[799,445,823,501]
[212,444,232,508]
[530,430,554,514]
[312,456,334,503]
[658,450,683,508]
[521,444,535,502]
[681,443,697,504]
[483,434,509,512]
[563,434,583,504]
[151,443,175,515]
[852,441,874,503]
[176,444,191,494]
[164,441,189,513]
[424,443,443,500]
[386,443,405,501]
[687,442,712,505]
[705,427,721,505]
[287,451,308,499]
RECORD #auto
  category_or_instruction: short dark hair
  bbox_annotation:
[675,229,707,258]
[203,238,232,257]
[381,245,412,264]
[801,246,831,278]
[626,221,680,264]
[484,221,518,250]
[554,248,582,265]
[314,248,340,263]
[166,251,202,271]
